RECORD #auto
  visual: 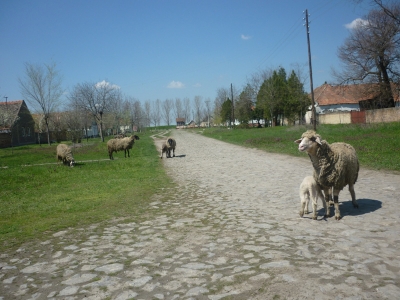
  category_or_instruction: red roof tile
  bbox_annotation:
[313,83,399,106]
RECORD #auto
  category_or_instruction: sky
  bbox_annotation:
[0,0,372,110]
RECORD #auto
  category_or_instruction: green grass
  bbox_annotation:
[1,123,399,250]
[200,122,400,172]
[0,131,173,251]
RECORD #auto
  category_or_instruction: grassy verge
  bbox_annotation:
[0,131,173,251]
[199,122,400,172]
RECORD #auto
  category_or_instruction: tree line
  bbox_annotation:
[11,0,399,145]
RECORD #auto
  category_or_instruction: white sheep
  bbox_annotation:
[107,135,139,160]
[160,137,176,159]
[299,176,327,220]
[295,130,359,220]
[56,144,75,167]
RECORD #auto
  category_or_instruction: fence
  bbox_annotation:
[318,107,399,124]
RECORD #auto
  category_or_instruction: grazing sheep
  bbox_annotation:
[160,137,176,159]
[107,135,139,160]
[295,130,359,220]
[299,176,327,220]
[56,144,75,167]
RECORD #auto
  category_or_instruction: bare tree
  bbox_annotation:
[18,62,64,145]
[183,97,191,122]
[193,96,203,125]
[333,7,400,107]
[204,98,212,127]
[151,99,161,128]
[69,81,121,142]
[162,98,173,126]
[64,104,85,143]
[174,98,183,119]
[144,100,151,128]
[126,96,144,132]
[355,1,400,24]
[108,93,124,135]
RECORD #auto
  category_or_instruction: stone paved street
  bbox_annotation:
[1,129,399,299]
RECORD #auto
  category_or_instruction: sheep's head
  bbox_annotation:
[69,160,75,167]
[294,130,322,153]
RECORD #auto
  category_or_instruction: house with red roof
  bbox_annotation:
[313,83,399,113]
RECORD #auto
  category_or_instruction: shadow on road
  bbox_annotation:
[308,198,382,220]
[340,198,382,217]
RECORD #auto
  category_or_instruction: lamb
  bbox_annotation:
[160,137,176,159]
[56,143,75,167]
[299,176,327,220]
[107,135,139,160]
[295,130,359,220]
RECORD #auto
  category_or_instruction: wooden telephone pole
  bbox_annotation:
[305,9,316,131]
[231,83,235,128]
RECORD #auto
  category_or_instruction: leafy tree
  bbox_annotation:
[257,67,287,126]
[256,67,308,126]
[285,71,310,124]
[220,98,232,125]
[236,84,254,126]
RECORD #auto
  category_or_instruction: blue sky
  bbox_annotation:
[0,0,370,108]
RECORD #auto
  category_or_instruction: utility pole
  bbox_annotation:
[231,83,235,128]
[304,9,316,131]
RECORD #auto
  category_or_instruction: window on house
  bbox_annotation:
[22,127,25,137]
[28,128,31,136]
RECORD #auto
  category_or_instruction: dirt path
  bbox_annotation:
[1,129,399,299]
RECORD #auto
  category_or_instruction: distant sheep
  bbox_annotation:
[299,176,327,220]
[295,130,359,220]
[107,135,139,160]
[160,137,176,159]
[56,144,75,167]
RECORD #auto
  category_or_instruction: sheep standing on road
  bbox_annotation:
[299,176,327,220]
[107,135,139,160]
[160,137,176,159]
[295,130,359,220]
[56,144,75,167]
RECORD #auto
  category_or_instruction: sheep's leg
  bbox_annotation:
[319,189,328,219]
[333,189,341,220]
[172,148,175,157]
[349,184,358,208]
[127,149,130,158]
[305,193,310,214]
[299,193,308,217]
[327,188,334,207]
[309,189,318,220]
[323,188,331,218]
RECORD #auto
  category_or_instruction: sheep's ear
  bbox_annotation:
[294,138,302,144]
[315,136,322,145]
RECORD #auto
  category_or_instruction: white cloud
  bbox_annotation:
[345,18,369,29]
[167,81,185,89]
[193,83,201,88]
[95,80,120,89]
[241,34,251,40]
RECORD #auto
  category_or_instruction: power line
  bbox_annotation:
[255,0,346,72]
